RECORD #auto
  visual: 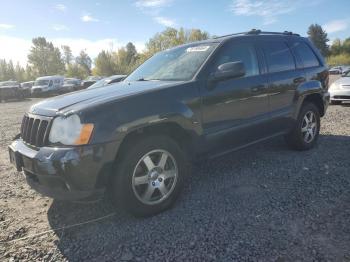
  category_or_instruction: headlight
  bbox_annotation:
[49,114,94,145]
[329,83,339,90]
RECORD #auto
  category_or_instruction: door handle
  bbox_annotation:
[293,77,306,84]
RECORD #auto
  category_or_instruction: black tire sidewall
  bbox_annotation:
[295,103,321,150]
[112,135,187,217]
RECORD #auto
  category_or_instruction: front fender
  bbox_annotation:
[114,102,201,142]
[83,82,202,145]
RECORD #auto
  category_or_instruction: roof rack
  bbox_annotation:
[213,29,300,39]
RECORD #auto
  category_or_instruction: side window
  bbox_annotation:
[49,80,53,87]
[212,42,259,77]
[263,41,295,73]
[291,41,320,68]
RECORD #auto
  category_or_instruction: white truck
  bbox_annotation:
[31,76,64,96]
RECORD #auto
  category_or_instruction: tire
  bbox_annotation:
[330,100,342,105]
[285,102,320,151]
[111,135,188,217]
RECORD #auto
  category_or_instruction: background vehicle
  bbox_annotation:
[329,70,350,104]
[9,30,329,217]
[0,81,25,101]
[31,76,64,96]
[81,76,103,89]
[87,75,126,89]
[60,78,82,93]
[329,66,342,75]
[329,65,350,75]
[20,81,34,97]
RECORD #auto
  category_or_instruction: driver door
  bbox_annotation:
[200,39,270,152]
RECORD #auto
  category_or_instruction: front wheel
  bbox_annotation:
[285,102,320,151]
[111,135,188,217]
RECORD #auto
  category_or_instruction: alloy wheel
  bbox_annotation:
[132,149,178,205]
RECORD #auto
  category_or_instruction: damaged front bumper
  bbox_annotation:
[8,139,119,201]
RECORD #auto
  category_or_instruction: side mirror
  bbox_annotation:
[209,61,246,83]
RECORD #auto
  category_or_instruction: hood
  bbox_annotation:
[29,80,181,116]
[334,77,350,86]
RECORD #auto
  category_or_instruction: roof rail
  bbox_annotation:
[247,29,300,36]
[214,29,300,39]
[213,32,249,39]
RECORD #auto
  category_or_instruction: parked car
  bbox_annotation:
[9,30,330,217]
[31,76,64,96]
[329,70,350,104]
[0,81,25,101]
[329,65,350,75]
[20,81,34,97]
[88,75,126,89]
[60,78,82,93]
[81,76,103,89]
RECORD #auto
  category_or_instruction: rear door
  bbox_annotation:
[200,38,270,152]
[259,37,306,134]
[289,39,328,89]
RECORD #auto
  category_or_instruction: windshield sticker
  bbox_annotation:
[186,46,210,52]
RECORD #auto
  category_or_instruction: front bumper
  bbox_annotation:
[9,139,120,201]
[329,89,350,101]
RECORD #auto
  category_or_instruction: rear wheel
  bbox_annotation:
[285,102,320,151]
[111,135,188,217]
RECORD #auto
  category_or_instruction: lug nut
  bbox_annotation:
[158,178,163,182]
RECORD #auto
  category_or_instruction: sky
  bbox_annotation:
[0,0,350,66]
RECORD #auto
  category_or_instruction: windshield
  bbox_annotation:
[0,81,18,87]
[344,71,350,77]
[86,76,100,81]
[64,79,77,84]
[34,80,49,86]
[126,43,218,82]
[88,78,109,89]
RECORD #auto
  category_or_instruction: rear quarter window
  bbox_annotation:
[291,41,320,68]
[262,41,295,73]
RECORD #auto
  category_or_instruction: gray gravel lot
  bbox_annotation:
[0,79,350,261]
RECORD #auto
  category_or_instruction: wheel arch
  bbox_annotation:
[294,80,326,118]
[115,122,196,161]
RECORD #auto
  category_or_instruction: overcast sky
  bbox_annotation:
[0,0,349,66]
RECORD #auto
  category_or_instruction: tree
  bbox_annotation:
[94,50,116,76]
[330,39,342,56]
[125,42,138,65]
[15,62,26,82]
[61,45,73,67]
[76,50,92,76]
[6,60,15,80]
[66,63,89,79]
[25,64,36,81]
[327,53,350,66]
[307,24,329,57]
[144,27,209,58]
[27,37,65,76]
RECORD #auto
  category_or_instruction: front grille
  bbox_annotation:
[21,114,51,147]
[333,96,350,100]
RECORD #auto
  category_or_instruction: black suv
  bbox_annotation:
[9,30,329,216]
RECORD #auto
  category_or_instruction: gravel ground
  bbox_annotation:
[0,77,350,261]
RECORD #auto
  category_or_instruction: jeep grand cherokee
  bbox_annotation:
[9,30,330,216]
